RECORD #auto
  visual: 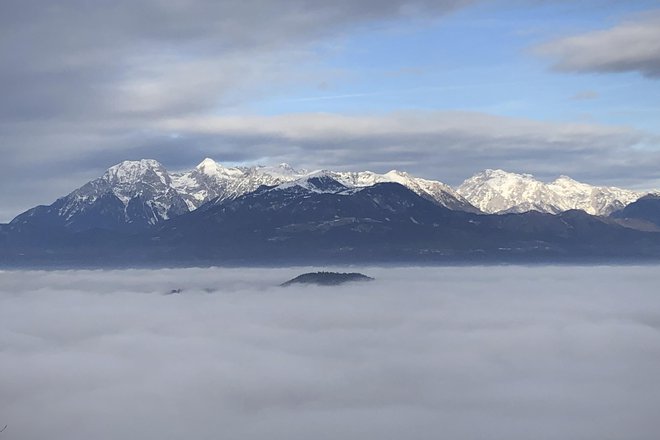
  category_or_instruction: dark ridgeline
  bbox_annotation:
[281,272,374,287]
[1,174,660,267]
[610,194,660,228]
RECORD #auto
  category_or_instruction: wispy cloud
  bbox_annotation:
[155,110,659,187]
[279,81,531,103]
[570,90,599,101]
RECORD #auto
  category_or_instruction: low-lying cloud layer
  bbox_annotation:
[1,266,659,440]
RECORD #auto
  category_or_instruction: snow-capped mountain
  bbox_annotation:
[11,159,189,232]
[457,169,642,216]
[271,172,351,195]
[170,158,476,212]
[9,158,476,232]
[170,159,307,210]
[331,170,479,213]
[9,159,650,234]
[7,159,660,265]
[97,159,189,221]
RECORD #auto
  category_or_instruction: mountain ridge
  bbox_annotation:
[8,158,483,232]
[3,176,660,267]
[3,158,655,238]
[7,158,645,229]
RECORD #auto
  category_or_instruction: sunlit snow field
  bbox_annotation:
[1,266,660,440]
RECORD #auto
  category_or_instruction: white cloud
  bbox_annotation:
[1,266,660,440]
[537,12,660,78]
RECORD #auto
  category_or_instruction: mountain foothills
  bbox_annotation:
[1,158,659,266]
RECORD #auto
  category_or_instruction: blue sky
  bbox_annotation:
[251,1,660,133]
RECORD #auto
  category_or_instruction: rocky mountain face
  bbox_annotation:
[331,170,480,213]
[457,169,642,216]
[170,159,307,210]
[10,159,189,232]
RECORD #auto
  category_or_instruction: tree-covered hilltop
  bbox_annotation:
[281,272,374,287]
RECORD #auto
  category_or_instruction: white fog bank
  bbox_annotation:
[1,266,660,440]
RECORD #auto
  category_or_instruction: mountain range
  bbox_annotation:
[2,158,659,266]
[9,158,483,233]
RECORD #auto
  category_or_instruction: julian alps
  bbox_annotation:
[457,169,642,216]
[5,158,651,239]
[170,159,308,210]
[9,158,478,232]
[331,170,478,213]
[155,178,659,263]
[171,158,477,212]
[11,160,189,232]
[5,173,660,266]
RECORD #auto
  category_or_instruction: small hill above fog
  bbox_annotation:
[281,272,374,287]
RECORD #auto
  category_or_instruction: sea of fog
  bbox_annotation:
[1,266,659,440]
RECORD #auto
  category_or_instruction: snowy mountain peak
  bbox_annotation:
[194,158,242,179]
[477,169,536,181]
[551,175,585,186]
[458,169,643,215]
[384,170,412,179]
[382,170,421,187]
[9,158,190,232]
[195,157,226,177]
[254,163,305,179]
[275,172,348,194]
[104,159,168,185]
[277,163,295,172]
[196,157,219,171]
[330,169,479,213]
